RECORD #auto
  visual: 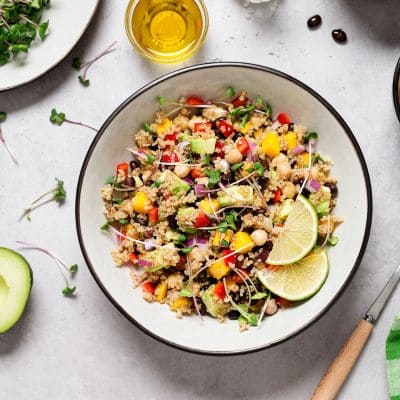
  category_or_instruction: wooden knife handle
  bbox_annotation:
[311,319,374,400]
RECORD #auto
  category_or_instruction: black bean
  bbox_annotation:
[130,160,140,170]
[227,310,241,320]
[167,215,178,230]
[307,15,322,29]
[126,177,134,187]
[143,230,154,238]
[257,249,270,262]
[196,298,207,315]
[332,29,347,43]
[288,122,294,131]
[325,182,338,197]
[264,240,273,252]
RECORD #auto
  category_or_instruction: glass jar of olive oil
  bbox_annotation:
[125,0,209,64]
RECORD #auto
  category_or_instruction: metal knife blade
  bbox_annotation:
[365,264,400,324]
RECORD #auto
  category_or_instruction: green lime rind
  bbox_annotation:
[266,195,318,265]
[257,250,329,302]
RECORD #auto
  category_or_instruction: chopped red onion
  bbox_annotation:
[195,184,206,197]
[292,144,306,154]
[184,177,194,185]
[186,237,208,249]
[177,141,190,152]
[306,179,321,193]
[246,141,256,161]
[138,259,153,267]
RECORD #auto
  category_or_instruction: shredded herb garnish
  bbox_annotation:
[50,109,97,132]
[205,168,221,188]
[72,41,117,87]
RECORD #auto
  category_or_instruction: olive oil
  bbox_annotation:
[128,0,207,63]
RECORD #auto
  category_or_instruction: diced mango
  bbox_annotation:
[208,259,230,280]
[212,231,223,247]
[198,198,220,214]
[254,128,264,139]
[132,192,152,214]
[224,229,234,244]
[125,224,139,239]
[170,297,190,311]
[261,131,280,158]
[297,152,310,167]
[241,161,253,176]
[212,229,234,247]
[232,232,255,254]
[154,282,168,302]
[155,118,172,135]
[284,131,297,150]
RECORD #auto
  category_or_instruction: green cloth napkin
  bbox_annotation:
[387,315,400,400]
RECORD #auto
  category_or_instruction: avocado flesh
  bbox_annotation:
[201,284,230,318]
[190,138,216,155]
[218,185,254,207]
[0,248,32,334]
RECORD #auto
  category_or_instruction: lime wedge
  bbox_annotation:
[257,250,329,301]
[267,195,318,265]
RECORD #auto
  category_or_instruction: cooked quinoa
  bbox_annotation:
[101,90,341,329]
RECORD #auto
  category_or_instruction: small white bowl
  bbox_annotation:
[76,63,372,355]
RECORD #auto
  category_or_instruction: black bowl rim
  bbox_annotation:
[75,62,373,356]
[393,57,400,123]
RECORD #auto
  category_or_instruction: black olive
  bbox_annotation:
[332,29,347,43]
[227,310,240,320]
[307,15,322,29]
[325,182,338,197]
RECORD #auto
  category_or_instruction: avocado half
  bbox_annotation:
[0,247,33,333]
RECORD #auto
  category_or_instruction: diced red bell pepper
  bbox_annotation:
[187,96,205,105]
[130,253,139,264]
[148,207,159,224]
[190,166,204,179]
[217,120,235,138]
[276,297,293,308]
[231,269,249,283]
[273,189,281,204]
[194,211,211,228]
[277,113,291,125]
[162,152,179,163]
[214,282,226,300]
[222,249,236,267]
[232,94,248,108]
[194,122,212,133]
[164,133,177,142]
[215,140,225,157]
[142,281,155,295]
[236,137,250,155]
[116,162,129,176]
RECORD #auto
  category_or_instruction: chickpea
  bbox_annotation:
[272,153,288,166]
[282,182,296,199]
[225,148,243,164]
[265,298,278,315]
[250,229,269,246]
[174,164,190,178]
[277,163,292,179]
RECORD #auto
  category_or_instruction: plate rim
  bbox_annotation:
[0,0,100,92]
[393,57,400,123]
[75,61,373,356]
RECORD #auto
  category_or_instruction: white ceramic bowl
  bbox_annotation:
[76,63,372,355]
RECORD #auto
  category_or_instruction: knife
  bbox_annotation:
[312,264,400,400]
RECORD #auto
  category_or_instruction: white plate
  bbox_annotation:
[76,63,372,355]
[0,0,99,92]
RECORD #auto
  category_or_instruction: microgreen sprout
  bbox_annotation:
[50,108,97,132]
[16,240,77,296]
[226,86,235,97]
[72,41,117,87]
[0,111,17,164]
[20,178,66,220]
[0,0,50,66]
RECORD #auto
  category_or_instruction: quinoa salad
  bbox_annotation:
[100,88,342,331]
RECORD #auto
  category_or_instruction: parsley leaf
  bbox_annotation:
[205,168,221,188]
[143,123,152,132]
